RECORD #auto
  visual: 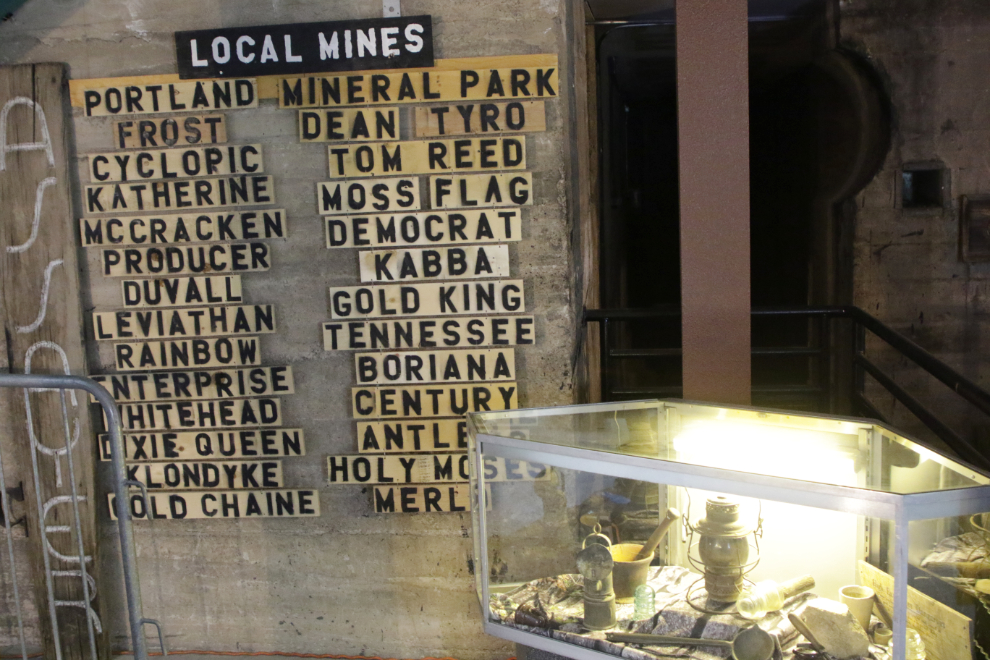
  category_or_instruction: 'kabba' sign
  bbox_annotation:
[175,17,434,79]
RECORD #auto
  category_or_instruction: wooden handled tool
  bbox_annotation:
[872,593,892,628]
[635,508,681,561]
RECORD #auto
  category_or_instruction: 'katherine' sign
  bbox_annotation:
[175,17,434,79]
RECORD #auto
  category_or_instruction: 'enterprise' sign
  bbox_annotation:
[175,17,434,79]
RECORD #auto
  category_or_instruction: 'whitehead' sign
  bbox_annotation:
[175,17,434,79]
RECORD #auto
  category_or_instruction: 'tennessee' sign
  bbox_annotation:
[175,17,434,79]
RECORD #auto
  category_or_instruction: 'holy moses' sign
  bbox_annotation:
[175,17,434,78]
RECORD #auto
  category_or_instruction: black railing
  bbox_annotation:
[583,305,990,471]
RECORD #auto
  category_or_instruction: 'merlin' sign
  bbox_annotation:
[175,17,434,79]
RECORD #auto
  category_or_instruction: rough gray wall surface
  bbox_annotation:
[842,0,990,452]
[0,0,579,656]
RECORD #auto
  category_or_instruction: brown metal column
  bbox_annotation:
[676,0,752,405]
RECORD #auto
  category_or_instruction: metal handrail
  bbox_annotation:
[583,305,990,471]
[585,305,990,415]
[845,306,990,418]
[0,373,159,660]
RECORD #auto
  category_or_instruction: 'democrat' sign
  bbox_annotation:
[323,315,535,350]
[176,17,434,79]
[100,429,305,462]
[326,209,521,248]
[110,489,319,519]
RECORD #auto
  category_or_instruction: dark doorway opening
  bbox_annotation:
[596,1,889,410]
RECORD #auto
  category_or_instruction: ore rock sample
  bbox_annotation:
[798,598,870,660]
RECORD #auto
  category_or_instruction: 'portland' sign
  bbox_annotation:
[175,17,434,79]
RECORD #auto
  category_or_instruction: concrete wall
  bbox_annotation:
[0,0,582,656]
[8,0,986,654]
[841,0,990,453]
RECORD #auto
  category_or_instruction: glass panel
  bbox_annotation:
[468,432,484,606]
[475,457,890,658]
[903,515,989,660]
[470,400,990,494]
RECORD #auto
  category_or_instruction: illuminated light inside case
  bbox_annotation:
[911,443,940,465]
[672,420,858,485]
[672,419,863,597]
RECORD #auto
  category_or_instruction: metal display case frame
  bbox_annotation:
[468,399,990,660]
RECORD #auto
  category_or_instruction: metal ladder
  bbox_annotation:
[0,373,163,660]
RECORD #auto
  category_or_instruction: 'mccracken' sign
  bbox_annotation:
[175,17,434,78]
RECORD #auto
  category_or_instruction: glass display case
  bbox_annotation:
[467,400,990,660]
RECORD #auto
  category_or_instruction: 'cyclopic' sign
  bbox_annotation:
[175,17,434,79]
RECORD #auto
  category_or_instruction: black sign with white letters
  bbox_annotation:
[175,17,434,79]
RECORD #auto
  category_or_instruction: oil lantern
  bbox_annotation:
[694,496,757,602]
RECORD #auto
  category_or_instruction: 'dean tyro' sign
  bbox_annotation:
[175,17,434,79]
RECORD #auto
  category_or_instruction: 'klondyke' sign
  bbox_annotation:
[175,17,434,79]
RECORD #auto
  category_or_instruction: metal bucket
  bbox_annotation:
[610,543,653,603]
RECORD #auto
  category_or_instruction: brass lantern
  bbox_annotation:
[693,496,756,602]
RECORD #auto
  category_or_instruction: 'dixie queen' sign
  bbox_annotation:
[175,16,434,79]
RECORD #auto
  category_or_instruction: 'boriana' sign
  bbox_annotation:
[175,17,434,79]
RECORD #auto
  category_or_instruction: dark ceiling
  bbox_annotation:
[585,0,823,22]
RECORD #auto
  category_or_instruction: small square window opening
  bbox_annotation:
[901,167,945,209]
